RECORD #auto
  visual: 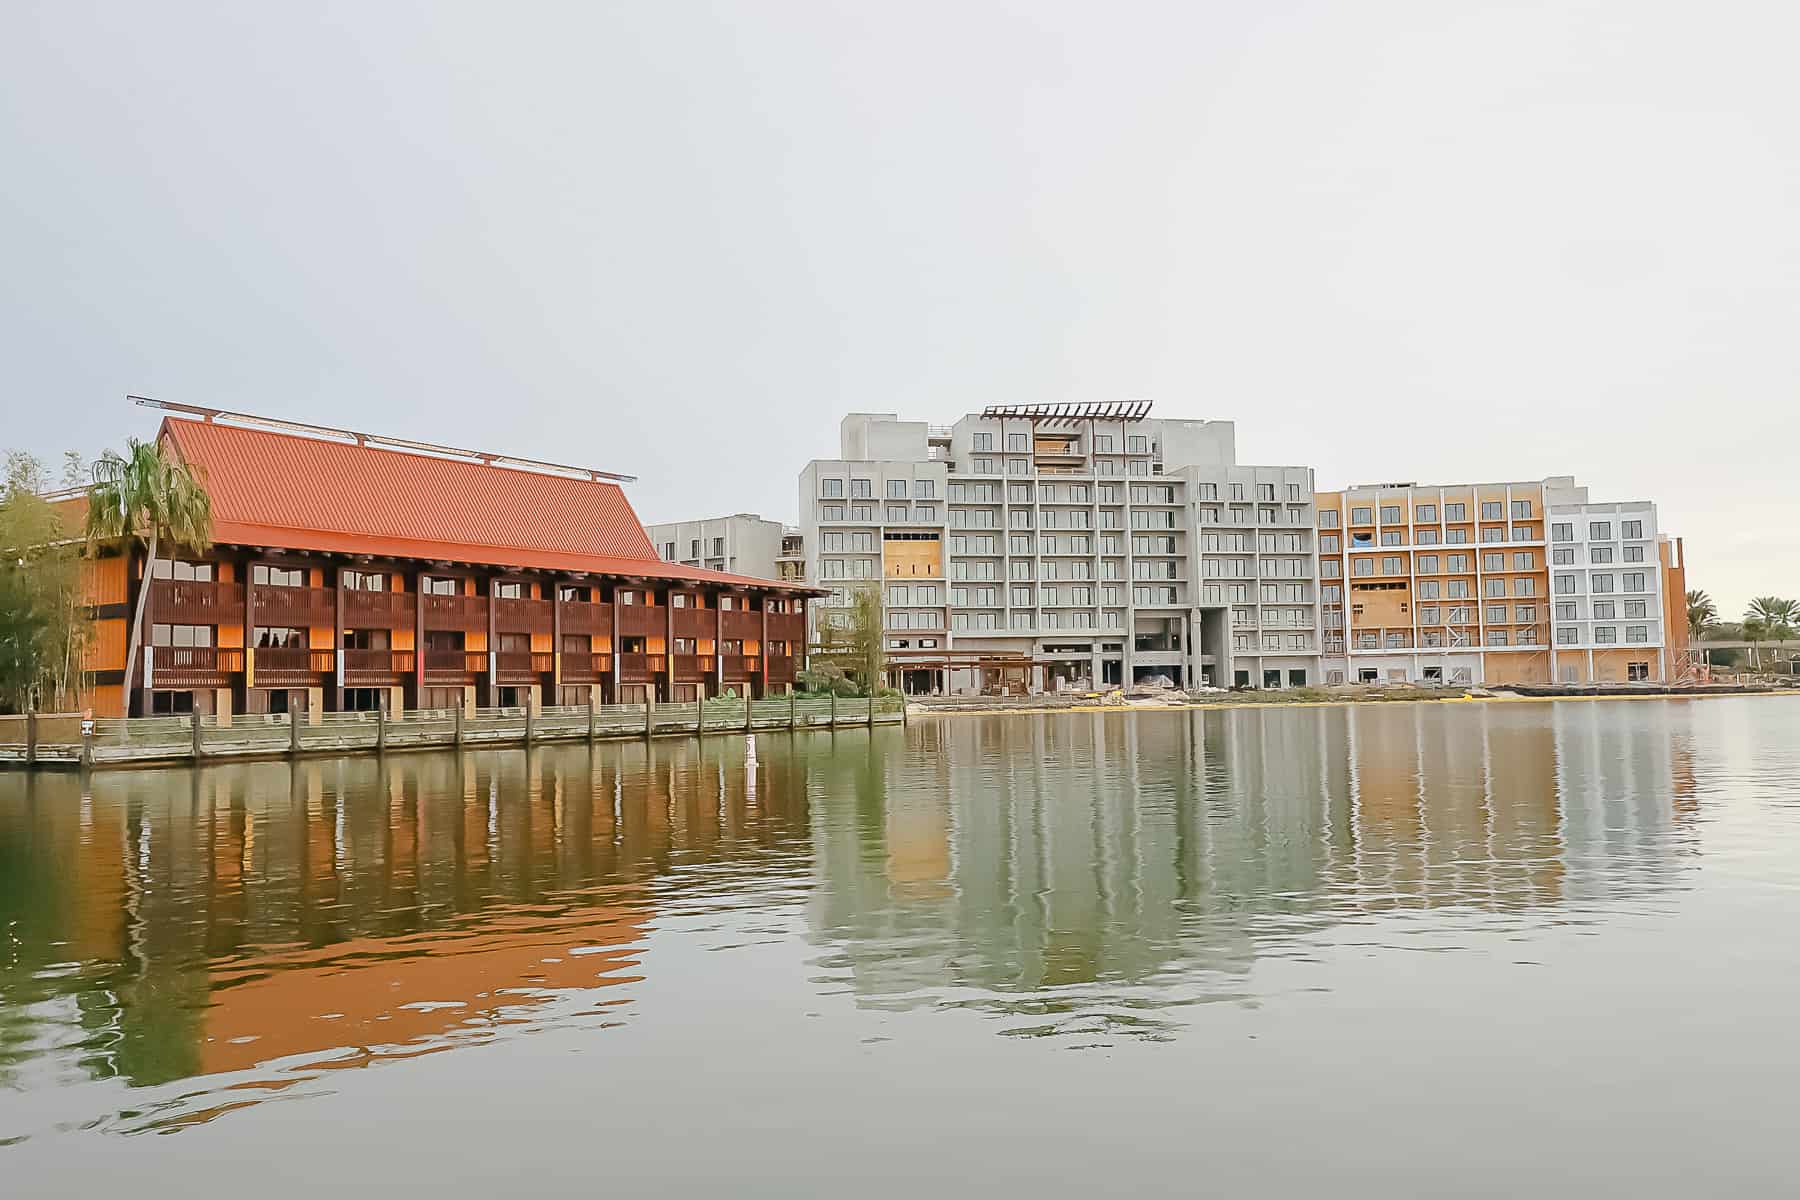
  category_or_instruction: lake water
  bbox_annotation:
[2,698,1797,1195]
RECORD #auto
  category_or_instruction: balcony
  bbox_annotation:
[617,652,665,682]
[344,589,415,628]
[672,607,714,640]
[670,653,715,683]
[148,645,245,688]
[422,592,487,632]
[493,596,554,635]
[765,654,797,684]
[559,601,613,636]
[342,648,413,684]
[719,654,760,681]
[560,652,612,683]
[423,649,485,683]
[251,584,334,628]
[149,579,243,624]
[767,612,806,643]
[495,650,554,684]
[721,609,762,641]
[617,604,666,638]
[252,646,334,685]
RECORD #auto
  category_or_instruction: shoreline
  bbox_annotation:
[912,688,1800,718]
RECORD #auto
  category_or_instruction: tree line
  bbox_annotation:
[0,439,212,714]
[1687,590,1798,669]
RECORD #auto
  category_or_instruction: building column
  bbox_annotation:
[551,580,563,706]
[609,583,622,704]
[758,601,770,700]
[334,564,346,712]
[414,574,426,710]
[486,575,499,707]
[242,555,256,712]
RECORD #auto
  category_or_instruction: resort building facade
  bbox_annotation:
[71,404,815,718]
[645,513,786,580]
[797,403,1321,693]
[1315,477,1687,686]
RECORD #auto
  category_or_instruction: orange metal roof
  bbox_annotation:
[160,417,816,592]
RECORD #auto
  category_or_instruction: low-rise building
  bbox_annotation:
[71,403,816,717]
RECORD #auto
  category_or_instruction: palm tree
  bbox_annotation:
[1686,590,1717,642]
[84,438,213,711]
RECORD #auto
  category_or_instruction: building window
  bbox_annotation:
[1589,521,1611,540]
[1624,572,1646,592]
[1592,546,1614,564]
[1622,520,1643,539]
[1594,626,1617,643]
[1350,507,1372,524]
[1592,574,1615,593]
[1558,626,1579,644]
[1319,510,1340,528]
[822,478,844,498]
[251,564,305,587]
[1626,624,1649,642]
[1444,503,1466,522]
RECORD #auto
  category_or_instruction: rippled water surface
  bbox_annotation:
[3,698,1798,1195]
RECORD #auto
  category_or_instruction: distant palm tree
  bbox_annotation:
[1686,589,1717,641]
[85,438,213,710]
[1747,596,1797,638]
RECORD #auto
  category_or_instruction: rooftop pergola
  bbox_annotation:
[978,400,1153,427]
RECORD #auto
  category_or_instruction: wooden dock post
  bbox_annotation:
[587,696,596,742]
[25,710,36,767]
[454,703,464,748]
[829,692,836,728]
[289,708,302,757]
[376,696,387,753]
[192,709,204,762]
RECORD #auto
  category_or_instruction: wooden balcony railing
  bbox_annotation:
[617,605,665,638]
[251,585,335,628]
[149,645,245,688]
[671,607,713,639]
[617,652,664,681]
[342,648,413,679]
[559,601,612,636]
[719,653,759,679]
[149,579,243,624]
[495,650,554,681]
[422,592,487,632]
[344,590,415,628]
[493,597,554,634]
[764,654,797,682]
[423,649,485,678]
[669,653,715,682]
[766,612,806,643]
[720,609,761,641]
[252,646,334,678]
[560,652,612,683]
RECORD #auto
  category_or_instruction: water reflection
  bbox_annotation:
[0,701,1706,1138]
[808,704,1700,1037]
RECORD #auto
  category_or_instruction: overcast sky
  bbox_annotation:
[3,1,1794,615]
